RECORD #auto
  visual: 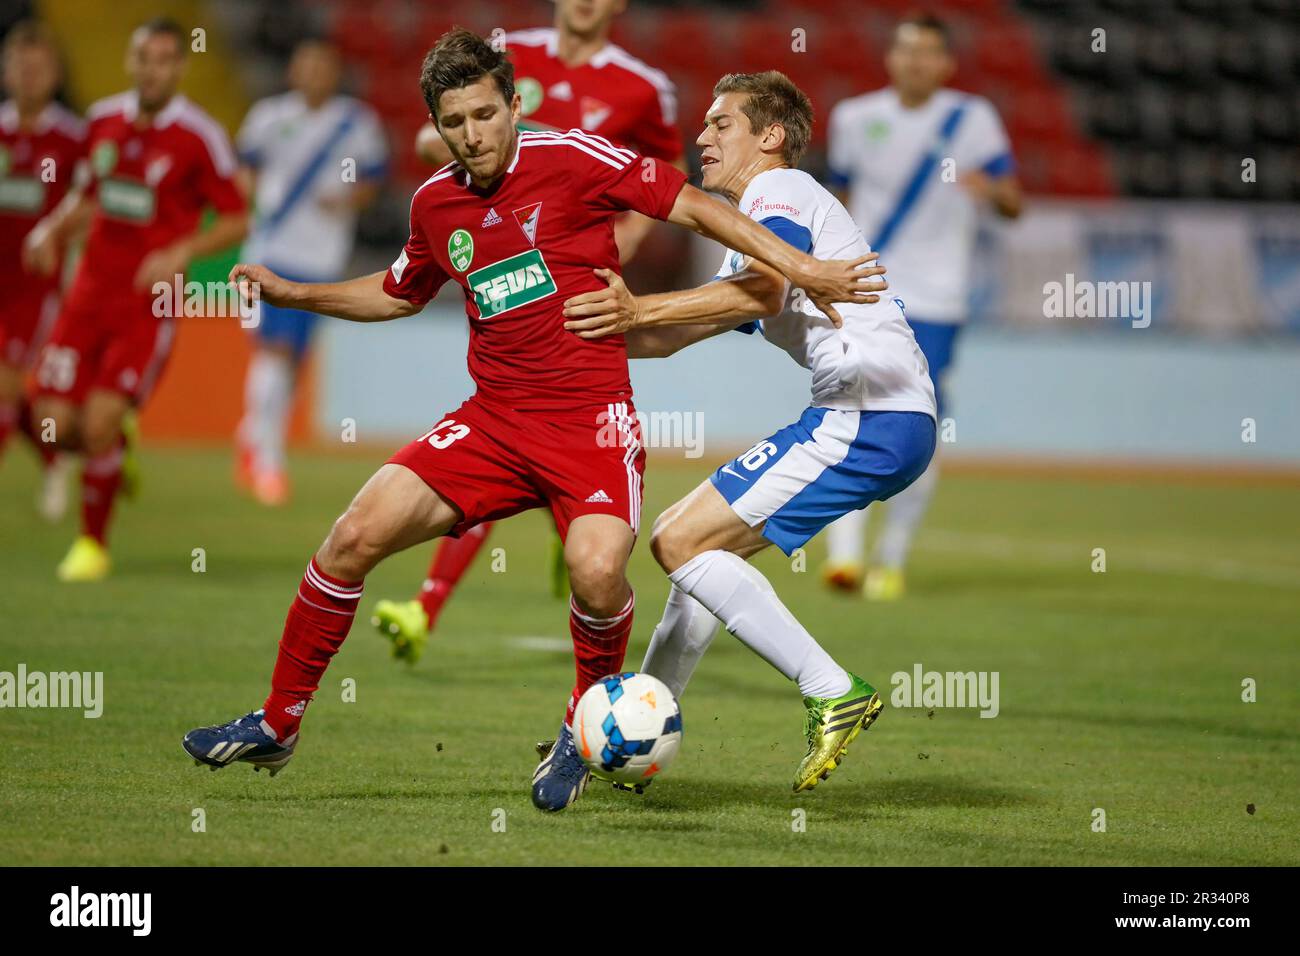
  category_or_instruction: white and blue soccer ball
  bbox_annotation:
[572,672,683,785]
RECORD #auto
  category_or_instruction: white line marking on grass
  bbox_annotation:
[920,530,1300,590]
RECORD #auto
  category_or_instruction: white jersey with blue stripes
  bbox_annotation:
[715,167,936,418]
[828,87,1013,324]
[238,92,388,278]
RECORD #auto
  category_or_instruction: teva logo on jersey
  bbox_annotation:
[448,228,474,271]
[50,886,150,936]
[514,202,542,246]
[468,249,557,317]
[98,178,156,223]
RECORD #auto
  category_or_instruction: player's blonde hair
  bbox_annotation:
[713,71,813,166]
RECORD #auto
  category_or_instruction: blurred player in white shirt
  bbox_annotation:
[234,40,388,505]
[822,13,1022,599]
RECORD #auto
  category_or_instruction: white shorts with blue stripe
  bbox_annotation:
[709,407,936,556]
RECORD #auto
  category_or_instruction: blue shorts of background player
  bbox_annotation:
[710,407,937,556]
[251,267,334,361]
[906,318,961,417]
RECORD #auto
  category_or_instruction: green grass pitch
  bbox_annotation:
[1,445,1296,865]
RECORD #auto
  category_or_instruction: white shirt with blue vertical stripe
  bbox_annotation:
[714,167,936,419]
[828,88,1013,324]
[238,92,388,279]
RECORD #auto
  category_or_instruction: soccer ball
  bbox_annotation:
[572,672,682,785]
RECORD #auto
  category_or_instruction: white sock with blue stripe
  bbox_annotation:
[668,550,851,699]
[641,585,721,699]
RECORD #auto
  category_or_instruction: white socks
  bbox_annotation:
[875,462,938,569]
[663,550,850,699]
[640,584,721,699]
[238,350,294,474]
[825,507,868,565]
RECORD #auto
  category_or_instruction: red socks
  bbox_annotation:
[81,442,123,544]
[566,592,635,725]
[418,521,493,627]
[262,557,364,741]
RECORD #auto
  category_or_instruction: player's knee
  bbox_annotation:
[33,402,76,450]
[322,508,386,577]
[81,417,120,456]
[649,515,697,574]
[567,547,627,612]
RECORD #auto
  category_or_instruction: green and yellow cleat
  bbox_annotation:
[370,599,429,664]
[794,672,883,792]
[864,566,904,602]
[56,535,111,583]
[120,410,141,501]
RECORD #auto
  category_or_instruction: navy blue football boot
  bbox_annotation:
[530,722,590,811]
[183,709,296,776]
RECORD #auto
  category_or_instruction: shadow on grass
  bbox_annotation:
[624,774,1032,821]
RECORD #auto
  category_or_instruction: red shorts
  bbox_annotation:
[29,281,174,406]
[0,279,60,369]
[389,396,646,540]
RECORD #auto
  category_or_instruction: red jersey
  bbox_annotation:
[0,100,86,285]
[504,28,682,163]
[77,91,244,285]
[383,129,688,413]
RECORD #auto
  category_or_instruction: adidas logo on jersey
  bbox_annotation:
[585,489,614,503]
[481,207,502,228]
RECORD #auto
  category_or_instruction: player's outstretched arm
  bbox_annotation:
[564,264,784,340]
[666,184,886,327]
[229,265,422,322]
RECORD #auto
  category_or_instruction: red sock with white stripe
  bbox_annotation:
[566,591,635,725]
[262,557,364,741]
[418,521,493,629]
[81,439,124,545]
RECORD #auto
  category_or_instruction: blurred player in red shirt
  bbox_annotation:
[378,0,686,657]
[22,18,248,581]
[183,28,883,812]
[0,21,84,518]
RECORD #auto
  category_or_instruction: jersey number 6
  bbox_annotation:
[739,440,779,470]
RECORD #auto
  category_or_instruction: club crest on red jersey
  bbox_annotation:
[513,202,542,246]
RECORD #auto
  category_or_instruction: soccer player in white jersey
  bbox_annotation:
[821,13,1022,599]
[233,40,388,505]
[561,71,936,792]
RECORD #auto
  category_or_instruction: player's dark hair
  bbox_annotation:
[713,71,813,167]
[896,11,952,49]
[420,27,515,121]
[2,19,59,57]
[135,16,188,56]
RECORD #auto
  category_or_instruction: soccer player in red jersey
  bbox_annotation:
[383,0,686,652]
[0,22,84,518]
[22,18,248,581]
[183,28,886,812]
